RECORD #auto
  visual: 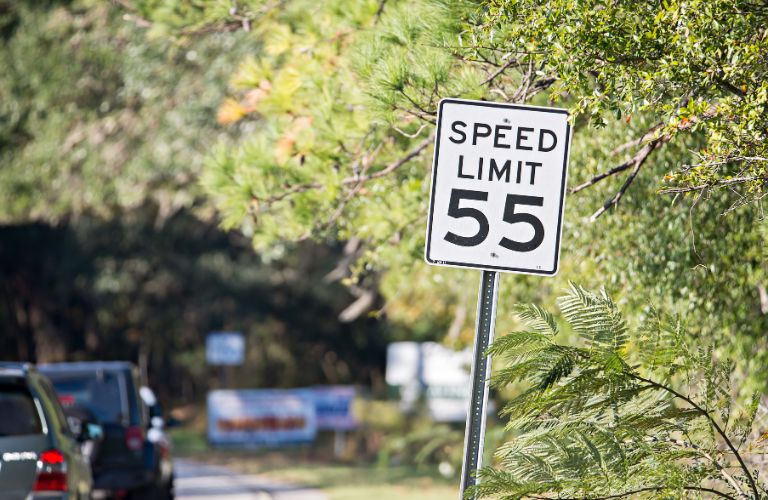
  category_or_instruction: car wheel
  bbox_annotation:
[128,485,160,500]
[166,475,175,500]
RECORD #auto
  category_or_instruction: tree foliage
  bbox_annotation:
[0,208,391,403]
[0,0,253,222]
[131,0,768,388]
[194,0,479,255]
[172,0,768,257]
[4,0,765,388]
[477,284,765,499]
[0,1,396,403]
[473,0,768,207]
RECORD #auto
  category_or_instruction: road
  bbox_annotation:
[175,459,327,500]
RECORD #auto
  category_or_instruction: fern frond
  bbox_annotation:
[482,284,758,499]
[486,330,551,358]
[557,282,628,353]
[491,344,582,389]
[638,307,688,375]
[512,303,559,336]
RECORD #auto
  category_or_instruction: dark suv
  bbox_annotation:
[39,362,173,499]
[0,363,94,499]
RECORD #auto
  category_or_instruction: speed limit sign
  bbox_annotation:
[425,98,571,275]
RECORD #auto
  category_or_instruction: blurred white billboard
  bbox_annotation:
[386,342,491,422]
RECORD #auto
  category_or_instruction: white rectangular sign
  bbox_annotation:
[425,99,571,275]
[385,342,494,422]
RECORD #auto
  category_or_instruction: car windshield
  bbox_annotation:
[0,382,42,437]
[48,372,126,424]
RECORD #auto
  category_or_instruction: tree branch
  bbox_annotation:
[659,175,768,194]
[391,103,437,124]
[759,284,768,315]
[256,135,433,206]
[526,485,736,500]
[609,122,664,156]
[482,56,520,85]
[668,438,746,497]
[523,76,557,101]
[349,135,432,183]
[628,372,760,499]
[588,138,663,221]
[374,0,388,21]
[570,157,636,194]
[512,58,536,102]
[260,181,323,204]
[575,105,720,213]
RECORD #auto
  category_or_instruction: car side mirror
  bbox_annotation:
[150,416,165,429]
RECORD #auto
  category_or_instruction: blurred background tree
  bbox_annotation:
[0,212,393,399]
[0,0,405,403]
[0,0,244,220]
[126,0,768,390]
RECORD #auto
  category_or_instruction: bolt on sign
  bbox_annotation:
[425,98,571,275]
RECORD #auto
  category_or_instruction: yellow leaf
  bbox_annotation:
[274,135,295,164]
[242,80,273,113]
[216,98,246,125]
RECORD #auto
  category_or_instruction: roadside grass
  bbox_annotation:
[168,426,209,454]
[226,456,456,500]
[170,428,457,500]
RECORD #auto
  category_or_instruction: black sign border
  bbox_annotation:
[425,98,571,276]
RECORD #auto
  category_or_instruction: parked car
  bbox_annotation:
[0,362,94,500]
[39,362,174,499]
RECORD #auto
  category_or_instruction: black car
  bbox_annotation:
[0,363,94,499]
[39,362,174,499]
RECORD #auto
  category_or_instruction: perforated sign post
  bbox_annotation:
[425,98,571,499]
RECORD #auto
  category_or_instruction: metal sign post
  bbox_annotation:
[459,270,499,498]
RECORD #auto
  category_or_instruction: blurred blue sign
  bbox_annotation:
[311,386,357,431]
[206,331,245,365]
[207,389,317,447]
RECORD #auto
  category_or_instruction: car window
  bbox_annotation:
[47,371,128,425]
[0,381,43,437]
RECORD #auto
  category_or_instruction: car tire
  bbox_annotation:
[129,485,160,500]
[166,475,175,500]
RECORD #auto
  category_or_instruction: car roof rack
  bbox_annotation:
[37,361,135,371]
[0,362,35,376]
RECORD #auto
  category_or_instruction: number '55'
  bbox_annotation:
[443,189,544,252]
